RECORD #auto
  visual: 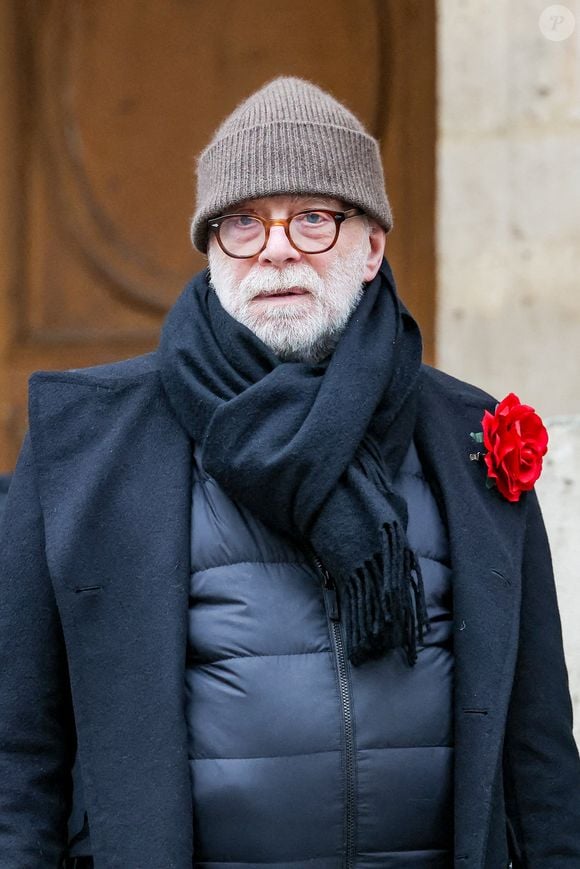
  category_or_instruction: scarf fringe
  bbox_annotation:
[343,522,431,667]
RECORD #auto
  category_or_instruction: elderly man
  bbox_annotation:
[0,77,579,869]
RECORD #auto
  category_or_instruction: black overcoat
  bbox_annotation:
[0,352,579,868]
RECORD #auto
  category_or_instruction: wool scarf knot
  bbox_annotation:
[158,257,430,666]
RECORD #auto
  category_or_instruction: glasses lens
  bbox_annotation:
[289,211,337,252]
[219,215,265,257]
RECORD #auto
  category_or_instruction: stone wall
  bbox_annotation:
[437,0,580,417]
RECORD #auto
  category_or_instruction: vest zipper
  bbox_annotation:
[312,552,357,869]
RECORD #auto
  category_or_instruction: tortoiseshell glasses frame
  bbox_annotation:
[207,207,364,259]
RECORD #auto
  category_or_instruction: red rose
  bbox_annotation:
[481,393,549,502]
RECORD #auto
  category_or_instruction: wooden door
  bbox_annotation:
[0,0,435,471]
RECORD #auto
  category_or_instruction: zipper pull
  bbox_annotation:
[310,548,341,621]
[323,581,340,621]
[321,568,340,621]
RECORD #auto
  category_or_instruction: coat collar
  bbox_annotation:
[29,360,529,867]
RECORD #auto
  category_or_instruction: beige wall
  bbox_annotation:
[436,0,580,416]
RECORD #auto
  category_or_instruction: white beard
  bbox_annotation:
[207,237,370,363]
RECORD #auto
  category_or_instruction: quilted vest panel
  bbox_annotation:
[188,438,454,869]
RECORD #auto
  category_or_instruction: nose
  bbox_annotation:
[257,223,302,267]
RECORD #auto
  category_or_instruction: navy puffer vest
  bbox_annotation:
[187,436,454,868]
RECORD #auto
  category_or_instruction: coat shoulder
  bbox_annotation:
[26,352,169,468]
[29,351,161,392]
[419,363,499,412]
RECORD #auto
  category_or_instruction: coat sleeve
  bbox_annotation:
[0,433,75,867]
[503,488,580,866]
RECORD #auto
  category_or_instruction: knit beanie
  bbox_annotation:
[190,76,393,253]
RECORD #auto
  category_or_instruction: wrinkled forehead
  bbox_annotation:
[224,193,349,215]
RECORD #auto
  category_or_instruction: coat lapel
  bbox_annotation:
[415,366,528,867]
[29,366,194,868]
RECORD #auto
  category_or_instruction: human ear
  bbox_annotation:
[362,220,387,282]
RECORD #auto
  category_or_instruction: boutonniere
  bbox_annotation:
[469,392,549,502]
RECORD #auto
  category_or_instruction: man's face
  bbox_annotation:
[207,194,385,363]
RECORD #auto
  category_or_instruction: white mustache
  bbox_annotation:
[238,265,323,301]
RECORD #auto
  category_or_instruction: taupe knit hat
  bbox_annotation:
[190,76,393,253]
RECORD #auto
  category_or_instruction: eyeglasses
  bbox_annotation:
[207,208,364,259]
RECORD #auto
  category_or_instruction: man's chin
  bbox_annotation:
[243,319,339,363]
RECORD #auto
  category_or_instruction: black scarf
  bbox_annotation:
[158,257,430,666]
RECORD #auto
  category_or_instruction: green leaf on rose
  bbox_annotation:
[470,431,484,443]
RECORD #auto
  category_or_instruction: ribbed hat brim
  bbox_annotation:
[191,122,393,252]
